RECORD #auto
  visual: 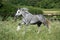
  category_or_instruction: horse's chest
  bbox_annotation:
[23,15,32,22]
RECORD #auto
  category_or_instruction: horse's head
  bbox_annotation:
[15,8,28,16]
[14,8,28,21]
[14,8,21,21]
[15,8,21,16]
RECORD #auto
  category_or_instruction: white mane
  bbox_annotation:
[21,8,29,12]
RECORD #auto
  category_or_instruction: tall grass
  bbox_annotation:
[0,19,60,40]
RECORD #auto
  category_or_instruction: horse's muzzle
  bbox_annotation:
[14,15,18,21]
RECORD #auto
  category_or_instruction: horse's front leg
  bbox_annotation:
[16,21,25,31]
[22,22,29,34]
[37,23,42,34]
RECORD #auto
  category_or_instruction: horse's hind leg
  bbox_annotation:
[16,23,21,31]
[37,22,42,34]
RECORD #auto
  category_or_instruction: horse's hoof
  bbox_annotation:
[37,32,40,34]
[16,26,21,31]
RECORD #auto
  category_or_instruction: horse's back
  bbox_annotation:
[30,14,45,24]
[36,14,46,23]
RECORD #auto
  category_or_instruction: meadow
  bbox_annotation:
[0,0,60,40]
[0,18,60,40]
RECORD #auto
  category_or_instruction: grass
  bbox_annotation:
[0,19,60,40]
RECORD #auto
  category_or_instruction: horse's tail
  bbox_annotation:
[46,18,51,33]
[46,18,51,28]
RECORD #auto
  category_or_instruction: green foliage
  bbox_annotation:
[0,0,60,16]
[0,3,16,16]
[28,7,43,14]
[0,0,3,8]
[36,0,60,8]
[0,0,60,21]
[1,0,60,9]
[0,5,43,16]
[0,20,60,40]
[7,0,60,8]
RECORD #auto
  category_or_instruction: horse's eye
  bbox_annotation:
[18,12,20,13]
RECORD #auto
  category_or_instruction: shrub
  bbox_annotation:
[0,4,43,21]
[0,4,17,17]
[28,7,43,14]
[0,3,17,21]
[0,5,43,16]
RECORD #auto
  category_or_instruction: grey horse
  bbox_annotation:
[14,8,50,34]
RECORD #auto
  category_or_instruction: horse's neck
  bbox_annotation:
[22,12,26,18]
[22,11,33,18]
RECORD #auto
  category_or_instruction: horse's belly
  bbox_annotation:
[30,20,38,24]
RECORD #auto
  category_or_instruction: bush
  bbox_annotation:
[0,3,17,17]
[28,7,43,14]
[0,5,43,16]
[0,3,17,21]
[0,4,43,21]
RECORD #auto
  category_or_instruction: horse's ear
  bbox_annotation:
[18,8,19,10]
[18,8,21,10]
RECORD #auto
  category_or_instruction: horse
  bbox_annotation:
[14,8,51,34]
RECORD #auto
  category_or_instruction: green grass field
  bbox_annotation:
[0,20,60,40]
